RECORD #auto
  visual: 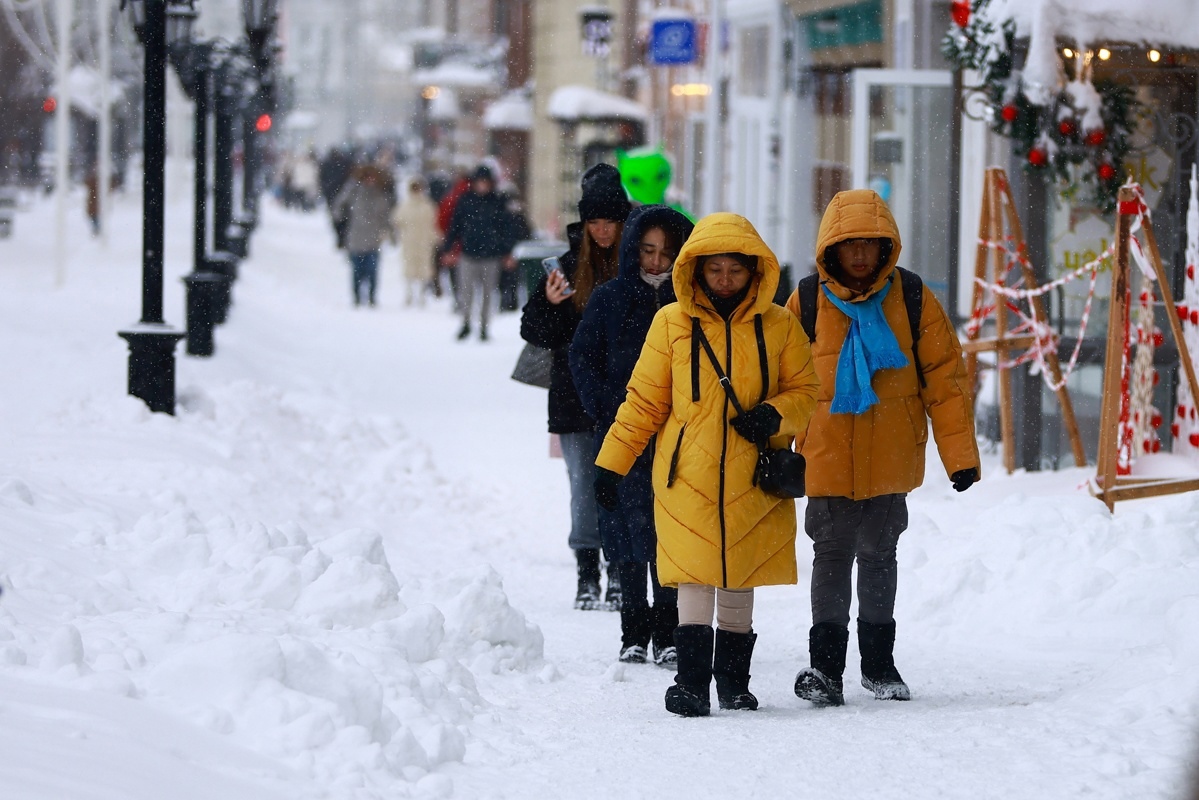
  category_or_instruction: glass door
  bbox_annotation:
[851,69,954,304]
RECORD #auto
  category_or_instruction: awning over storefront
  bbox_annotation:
[547,85,648,124]
[483,91,533,131]
[785,0,868,17]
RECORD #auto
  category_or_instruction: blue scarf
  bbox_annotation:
[821,279,909,414]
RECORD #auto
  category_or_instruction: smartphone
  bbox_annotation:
[542,256,575,296]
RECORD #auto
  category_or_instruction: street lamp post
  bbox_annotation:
[118,0,186,414]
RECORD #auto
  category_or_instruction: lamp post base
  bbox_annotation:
[183,272,231,356]
[118,325,186,414]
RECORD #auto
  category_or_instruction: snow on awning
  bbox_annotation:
[547,86,648,124]
[284,110,320,131]
[428,87,461,121]
[984,0,1199,101]
[412,61,500,91]
[483,92,533,131]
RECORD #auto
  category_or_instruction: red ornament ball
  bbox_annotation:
[1001,104,1019,123]
[1178,304,1189,321]
[1059,119,1076,137]
[951,1,971,27]
[1188,265,1195,280]
[1151,412,1163,428]
[1152,440,1163,453]
[1192,310,1199,325]
[1191,433,1199,447]
[1172,423,1181,438]
[1085,129,1106,146]
[1028,148,1049,167]
[1098,163,1117,181]
[1152,330,1165,348]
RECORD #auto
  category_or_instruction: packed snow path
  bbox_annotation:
[0,190,1197,799]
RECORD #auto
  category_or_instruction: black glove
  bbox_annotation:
[595,467,622,511]
[730,404,782,445]
[951,467,979,493]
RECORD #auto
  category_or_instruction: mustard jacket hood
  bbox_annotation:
[815,189,903,301]
[674,213,780,320]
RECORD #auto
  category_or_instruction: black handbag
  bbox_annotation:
[695,323,806,499]
[511,342,553,389]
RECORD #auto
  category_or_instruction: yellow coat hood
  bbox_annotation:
[674,213,781,320]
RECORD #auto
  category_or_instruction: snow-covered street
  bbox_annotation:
[1,190,1198,799]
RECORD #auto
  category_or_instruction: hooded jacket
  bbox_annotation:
[570,205,694,562]
[785,189,979,500]
[596,213,820,589]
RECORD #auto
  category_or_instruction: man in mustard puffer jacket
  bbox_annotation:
[786,189,980,707]
[595,213,819,716]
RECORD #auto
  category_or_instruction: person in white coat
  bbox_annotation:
[391,177,440,306]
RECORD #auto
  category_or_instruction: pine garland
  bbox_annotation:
[941,0,1138,213]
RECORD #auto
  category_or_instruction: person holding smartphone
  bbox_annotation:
[570,205,694,667]
[520,163,631,611]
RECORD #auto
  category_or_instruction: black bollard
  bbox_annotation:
[204,251,239,322]
[118,327,187,414]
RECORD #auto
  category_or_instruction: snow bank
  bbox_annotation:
[0,381,543,797]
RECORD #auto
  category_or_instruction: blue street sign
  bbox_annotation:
[649,18,697,65]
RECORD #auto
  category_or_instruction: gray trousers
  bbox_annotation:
[457,255,501,330]
[559,431,601,551]
[804,494,908,628]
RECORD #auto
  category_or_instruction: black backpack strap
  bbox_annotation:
[690,317,702,402]
[753,314,769,406]
[894,266,926,388]
[797,274,820,343]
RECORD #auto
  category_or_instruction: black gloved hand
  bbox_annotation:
[951,467,979,493]
[730,403,782,445]
[595,467,622,511]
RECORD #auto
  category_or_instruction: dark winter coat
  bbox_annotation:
[520,223,594,435]
[570,206,695,563]
[444,189,518,259]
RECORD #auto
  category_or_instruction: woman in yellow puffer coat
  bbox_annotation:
[594,213,819,716]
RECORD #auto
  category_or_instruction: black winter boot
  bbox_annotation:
[713,629,758,711]
[618,605,653,663]
[604,562,622,611]
[573,548,602,610]
[664,625,713,717]
[794,622,849,707]
[651,603,679,669]
[858,619,911,701]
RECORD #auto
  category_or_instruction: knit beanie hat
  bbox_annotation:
[578,163,632,222]
[471,164,495,184]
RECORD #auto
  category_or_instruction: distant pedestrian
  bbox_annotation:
[786,189,980,708]
[594,212,820,717]
[571,204,694,666]
[330,164,396,307]
[290,149,320,212]
[443,164,519,340]
[84,167,100,236]
[521,162,630,611]
[391,177,440,307]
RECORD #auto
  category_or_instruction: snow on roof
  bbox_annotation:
[428,87,461,121]
[412,61,499,91]
[986,0,1199,101]
[53,66,124,119]
[546,85,648,124]
[483,92,533,131]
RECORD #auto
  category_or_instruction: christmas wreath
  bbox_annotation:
[941,0,1137,213]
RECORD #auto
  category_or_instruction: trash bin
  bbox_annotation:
[0,187,17,239]
[511,238,568,308]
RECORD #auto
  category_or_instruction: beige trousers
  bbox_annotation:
[676,583,754,634]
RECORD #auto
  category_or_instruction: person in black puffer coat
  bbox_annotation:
[570,205,694,666]
[520,163,631,611]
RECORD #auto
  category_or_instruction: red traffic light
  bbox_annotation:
[43,96,57,113]
[255,113,272,133]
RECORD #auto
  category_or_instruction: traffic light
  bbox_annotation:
[43,96,57,113]
[255,113,272,133]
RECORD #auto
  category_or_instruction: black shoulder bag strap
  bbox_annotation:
[797,274,820,343]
